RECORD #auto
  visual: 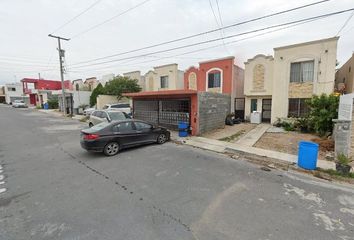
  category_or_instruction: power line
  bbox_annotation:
[70,0,153,39]
[68,8,354,69]
[69,0,331,66]
[50,0,104,34]
[209,0,230,54]
[336,10,354,35]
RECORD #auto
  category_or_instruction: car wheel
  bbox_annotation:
[157,133,167,144]
[103,142,119,156]
[89,122,94,128]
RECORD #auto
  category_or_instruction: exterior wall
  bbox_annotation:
[244,55,274,120]
[4,83,24,103]
[96,95,119,109]
[197,92,231,135]
[123,71,145,91]
[335,53,354,93]
[271,37,338,123]
[144,64,184,91]
[73,91,91,109]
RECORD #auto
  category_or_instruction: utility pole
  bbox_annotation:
[48,34,70,115]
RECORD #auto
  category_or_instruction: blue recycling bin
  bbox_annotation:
[178,122,189,137]
[298,141,319,170]
[43,103,49,110]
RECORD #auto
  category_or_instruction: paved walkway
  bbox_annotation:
[235,123,271,146]
[174,135,335,170]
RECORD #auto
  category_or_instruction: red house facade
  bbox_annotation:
[184,56,244,116]
[21,78,72,105]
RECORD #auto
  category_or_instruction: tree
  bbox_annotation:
[306,94,339,136]
[104,76,141,100]
[89,83,105,107]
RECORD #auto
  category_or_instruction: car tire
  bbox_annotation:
[157,133,167,144]
[103,142,120,156]
[89,122,94,128]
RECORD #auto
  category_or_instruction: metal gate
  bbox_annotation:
[262,99,272,122]
[133,99,190,130]
[234,98,245,120]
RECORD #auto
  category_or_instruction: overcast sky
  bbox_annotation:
[0,0,353,84]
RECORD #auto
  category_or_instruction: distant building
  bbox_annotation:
[100,74,115,86]
[4,82,28,104]
[123,71,145,91]
[144,63,184,91]
[0,86,5,103]
[84,77,98,91]
[72,79,84,91]
[335,52,354,94]
[21,78,72,106]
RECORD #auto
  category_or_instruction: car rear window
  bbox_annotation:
[108,111,128,120]
[112,104,130,108]
[91,122,110,131]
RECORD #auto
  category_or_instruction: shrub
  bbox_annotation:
[47,98,59,109]
[90,83,105,107]
[306,94,339,136]
[337,153,350,165]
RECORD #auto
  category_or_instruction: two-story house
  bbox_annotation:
[184,56,244,115]
[244,37,339,123]
[335,52,354,94]
[144,63,184,91]
[123,71,145,91]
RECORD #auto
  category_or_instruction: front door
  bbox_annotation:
[234,98,245,120]
[262,99,272,122]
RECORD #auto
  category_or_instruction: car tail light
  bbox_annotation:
[83,134,100,140]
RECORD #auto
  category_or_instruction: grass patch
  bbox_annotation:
[219,130,245,142]
[317,168,354,179]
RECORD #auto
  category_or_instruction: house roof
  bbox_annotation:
[274,37,339,51]
[198,56,235,64]
[124,89,197,97]
[21,78,68,83]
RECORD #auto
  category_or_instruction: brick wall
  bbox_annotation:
[288,82,314,98]
[198,92,231,134]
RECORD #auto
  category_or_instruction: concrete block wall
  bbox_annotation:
[198,92,231,134]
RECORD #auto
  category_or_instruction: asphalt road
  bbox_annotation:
[0,104,354,240]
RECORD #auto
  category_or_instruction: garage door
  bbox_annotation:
[133,99,190,130]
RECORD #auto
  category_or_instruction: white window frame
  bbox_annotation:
[205,67,223,93]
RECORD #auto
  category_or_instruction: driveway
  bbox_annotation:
[0,104,354,240]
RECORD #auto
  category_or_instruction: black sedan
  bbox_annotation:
[80,119,170,156]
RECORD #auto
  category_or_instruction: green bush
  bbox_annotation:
[90,83,105,107]
[306,94,339,136]
[47,98,59,109]
[337,153,350,165]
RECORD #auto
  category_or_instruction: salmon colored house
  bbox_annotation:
[184,56,244,117]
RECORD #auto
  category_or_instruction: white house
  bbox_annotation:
[4,82,28,104]
[244,37,339,123]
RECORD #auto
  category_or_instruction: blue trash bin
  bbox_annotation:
[298,141,319,170]
[178,122,189,137]
[43,103,49,110]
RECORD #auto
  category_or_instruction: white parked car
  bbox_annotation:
[83,107,96,116]
[88,110,131,127]
[12,100,28,108]
[103,103,131,114]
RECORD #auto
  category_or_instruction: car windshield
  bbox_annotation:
[112,104,130,108]
[91,122,110,131]
[102,105,109,109]
[108,111,127,120]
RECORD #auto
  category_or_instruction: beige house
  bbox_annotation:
[335,53,354,94]
[84,77,98,91]
[144,63,184,91]
[123,71,145,91]
[244,37,339,123]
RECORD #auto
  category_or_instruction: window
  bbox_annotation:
[75,84,79,91]
[349,67,351,73]
[290,60,314,83]
[160,76,169,88]
[288,98,310,117]
[111,104,130,108]
[101,112,108,119]
[208,71,221,88]
[113,122,134,133]
[108,112,127,121]
[7,87,16,91]
[251,99,257,112]
[135,122,152,131]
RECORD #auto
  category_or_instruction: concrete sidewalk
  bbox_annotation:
[235,123,271,146]
[174,135,335,170]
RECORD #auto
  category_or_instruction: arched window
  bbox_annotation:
[206,68,223,92]
[75,83,79,91]
[188,72,197,90]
